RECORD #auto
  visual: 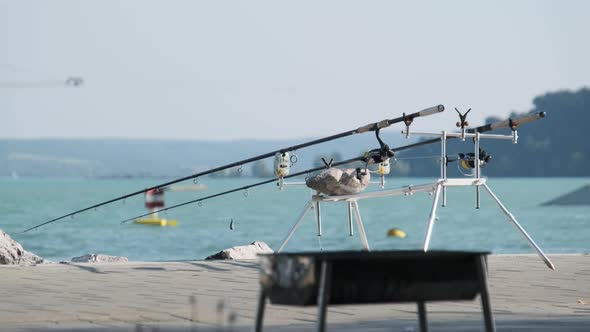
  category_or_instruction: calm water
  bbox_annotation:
[1,176,589,262]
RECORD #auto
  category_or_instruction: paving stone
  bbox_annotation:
[0,254,588,331]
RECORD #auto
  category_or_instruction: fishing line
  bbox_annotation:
[394,155,440,160]
[0,77,83,88]
[117,150,441,223]
[387,155,441,170]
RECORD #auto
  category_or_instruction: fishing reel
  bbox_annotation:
[274,152,290,177]
[447,148,492,176]
[363,129,394,165]
[274,152,290,189]
[362,128,394,187]
[369,128,395,159]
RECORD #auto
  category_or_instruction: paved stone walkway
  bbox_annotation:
[1,254,589,331]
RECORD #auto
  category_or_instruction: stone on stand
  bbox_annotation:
[305,167,371,195]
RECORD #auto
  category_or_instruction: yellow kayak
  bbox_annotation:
[134,217,178,227]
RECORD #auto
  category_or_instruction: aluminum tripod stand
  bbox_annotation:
[406,129,555,270]
[277,197,371,252]
[277,126,555,271]
[277,183,440,253]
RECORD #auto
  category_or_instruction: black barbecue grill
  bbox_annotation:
[255,250,494,332]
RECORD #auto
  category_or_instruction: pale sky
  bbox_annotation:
[1,0,589,140]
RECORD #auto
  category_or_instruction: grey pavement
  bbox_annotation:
[0,254,589,331]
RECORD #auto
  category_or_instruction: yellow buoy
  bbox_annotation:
[387,228,406,238]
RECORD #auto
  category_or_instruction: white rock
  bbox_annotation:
[0,229,45,265]
[306,167,371,195]
[71,254,128,263]
[206,241,273,260]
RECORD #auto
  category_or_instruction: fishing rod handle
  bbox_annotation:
[470,111,546,133]
[508,111,546,128]
[356,104,445,133]
[415,104,445,118]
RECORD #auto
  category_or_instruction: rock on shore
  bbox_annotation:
[206,241,273,260]
[0,229,45,265]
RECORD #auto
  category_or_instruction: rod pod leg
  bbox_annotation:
[347,202,354,236]
[482,183,555,270]
[278,201,314,252]
[315,201,322,236]
[351,201,370,251]
[423,183,442,252]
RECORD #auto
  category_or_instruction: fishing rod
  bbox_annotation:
[117,111,546,224]
[119,157,364,224]
[393,111,546,153]
[23,105,444,233]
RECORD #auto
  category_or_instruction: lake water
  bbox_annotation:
[1,176,589,262]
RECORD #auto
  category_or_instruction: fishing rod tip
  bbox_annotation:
[21,226,37,233]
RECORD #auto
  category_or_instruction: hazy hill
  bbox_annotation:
[1,88,588,178]
[0,132,403,178]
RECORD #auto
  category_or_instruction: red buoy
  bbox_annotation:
[145,188,165,210]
